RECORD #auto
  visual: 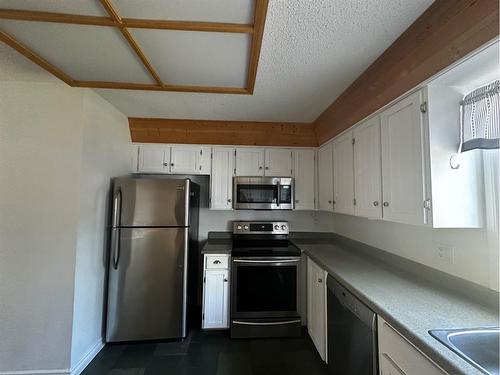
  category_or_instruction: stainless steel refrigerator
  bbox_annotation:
[106,177,199,342]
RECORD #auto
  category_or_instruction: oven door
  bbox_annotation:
[233,177,294,210]
[231,257,300,319]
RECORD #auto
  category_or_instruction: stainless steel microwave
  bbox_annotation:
[233,177,294,210]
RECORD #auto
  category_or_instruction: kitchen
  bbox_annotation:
[0,1,499,375]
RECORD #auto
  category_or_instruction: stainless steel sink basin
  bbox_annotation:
[429,327,499,375]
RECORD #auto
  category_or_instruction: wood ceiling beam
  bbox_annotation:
[73,80,249,94]
[122,19,254,33]
[0,9,115,26]
[0,29,73,85]
[98,0,163,86]
[246,0,269,94]
[0,9,253,33]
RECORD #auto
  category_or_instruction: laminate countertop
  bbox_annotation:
[291,236,499,375]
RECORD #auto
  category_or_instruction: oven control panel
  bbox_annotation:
[233,221,289,235]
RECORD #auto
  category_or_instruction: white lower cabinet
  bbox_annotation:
[202,254,230,329]
[307,257,327,362]
[378,316,448,375]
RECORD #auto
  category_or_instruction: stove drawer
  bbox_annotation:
[205,254,229,269]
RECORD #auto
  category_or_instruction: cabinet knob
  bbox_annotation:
[227,199,232,203]
[224,278,228,282]
[170,163,175,167]
[373,201,379,206]
[318,278,323,283]
[265,166,269,170]
[295,200,299,203]
[328,200,332,204]
[383,202,389,207]
[259,166,263,170]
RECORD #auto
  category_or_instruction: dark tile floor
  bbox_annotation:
[82,330,328,375]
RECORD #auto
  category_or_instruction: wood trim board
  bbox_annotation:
[129,118,318,147]
[0,0,269,94]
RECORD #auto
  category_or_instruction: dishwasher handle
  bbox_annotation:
[327,275,377,331]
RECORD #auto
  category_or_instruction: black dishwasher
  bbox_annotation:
[327,275,378,375]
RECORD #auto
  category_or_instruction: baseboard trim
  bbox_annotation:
[0,369,69,375]
[70,339,104,375]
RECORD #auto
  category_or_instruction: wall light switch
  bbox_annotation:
[436,244,454,264]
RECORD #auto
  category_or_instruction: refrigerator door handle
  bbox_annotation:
[112,188,122,269]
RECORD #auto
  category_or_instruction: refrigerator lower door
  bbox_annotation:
[106,227,188,342]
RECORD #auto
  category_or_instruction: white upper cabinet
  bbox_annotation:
[318,143,334,211]
[170,145,200,174]
[293,149,316,210]
[198,147,212,175]
[138,146,170,173]
[210,147,234,210]
[235,147,265,176]
[380,90,428,226]
[265,148,293,176]
[332,131,355,215]
[353,117,382,219]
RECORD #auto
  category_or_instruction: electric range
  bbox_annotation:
[230,221,302,338]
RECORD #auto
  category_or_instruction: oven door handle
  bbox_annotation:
[233,259,300,264]
[232,319,301,326]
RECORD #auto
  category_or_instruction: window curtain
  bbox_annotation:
[460,80,500,152]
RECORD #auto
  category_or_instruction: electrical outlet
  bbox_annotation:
[436,244,454,264]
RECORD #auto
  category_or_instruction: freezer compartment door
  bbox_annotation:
[114,178,190,227]
[106,227,188,342]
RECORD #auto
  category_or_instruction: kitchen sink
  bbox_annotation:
[429,327,499,375]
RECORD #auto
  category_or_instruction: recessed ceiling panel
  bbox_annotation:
[113,0,254,24]
[130,29,249,87]
[0,20,155,83]
[0,0,107,16]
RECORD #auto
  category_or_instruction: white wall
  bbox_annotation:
[0,45,132,373]
[0,81,83,372]
[324,213,497,291]
[70,90,133,371]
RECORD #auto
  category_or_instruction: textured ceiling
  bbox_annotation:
[95,0,434,122]
[0,0,434,122]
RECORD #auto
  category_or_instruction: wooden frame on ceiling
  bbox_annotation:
[0,0,269,94]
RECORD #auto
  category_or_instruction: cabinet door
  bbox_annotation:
[318,144,334,211]
[381,90,427,225]
[198,147,212,175]
[202,269,229,329]
[265,148,293,176]
[170,146,199,174]
[353,117,382,219]
[293,149,316,210]
[333,132,355,215]
[210,147,234,210]
[138,146,170,173]
[235,148,264,176]
[307,258,327,362]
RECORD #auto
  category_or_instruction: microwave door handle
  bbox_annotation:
[276,182,280,207]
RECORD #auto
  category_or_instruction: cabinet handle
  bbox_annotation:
[383,202,389,207]
[373,201,379,206]
[171,163,175,167]
[227,199,232,203]
[328,200,332,204]
[265,166,269,170]
[224,278,228,282]
[213,260,221,264]
[163,162,169,166]
[318,278,323,283]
